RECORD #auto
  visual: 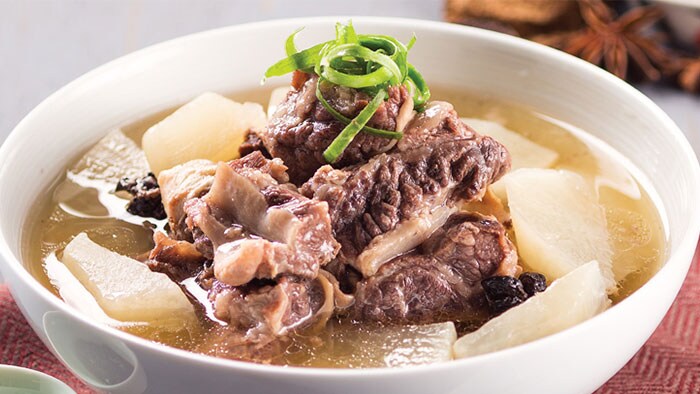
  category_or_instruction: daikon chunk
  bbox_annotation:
[142,92,266,174]
[61,233,194,323]
[70,129,149,184]
[504,168,615,289]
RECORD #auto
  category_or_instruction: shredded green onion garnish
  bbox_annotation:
[263,21,431,163]
[323,90,387,163]
[315,82,403,140]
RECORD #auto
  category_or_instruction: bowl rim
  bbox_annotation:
[1,16,699,378]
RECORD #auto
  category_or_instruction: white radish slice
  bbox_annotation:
[61,233,194,324]
[142,92,266,175]
[504,168,615,290]
[454,261,610,358]
[70,129,149,184]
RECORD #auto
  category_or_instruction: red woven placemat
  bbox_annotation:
[1,249,699,394]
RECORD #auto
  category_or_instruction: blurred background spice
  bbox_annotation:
[445,0,700,93]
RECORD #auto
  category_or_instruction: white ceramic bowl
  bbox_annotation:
[0,17,698,394]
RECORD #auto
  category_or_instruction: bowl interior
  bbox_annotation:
[0,16,698,369]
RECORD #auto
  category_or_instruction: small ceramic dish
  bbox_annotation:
[0,365,74,394]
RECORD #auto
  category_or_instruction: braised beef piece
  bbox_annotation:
[197,271,350,363]
[116,172,166,220]
[200,268,352,348]
[239,129,270,158]
[302,102,511,277]
[185,152,339,286]
[352,212,518,325]
[150,152,344,348]
[196,325,291,364]
[208,275,333,335]
[154,152,344,352]
[158,160,217,241]
[149,264,335,361]
[147,232,208,282]
[260,72,413,184]
[159,152,339,287]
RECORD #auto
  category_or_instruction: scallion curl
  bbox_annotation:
[263,21,431,163]
[264,22,428,107]
[285,27,304,56]
[315,81,403,139]
[319,44,402,88]
[263,42,326,81]
[322,89,387,163]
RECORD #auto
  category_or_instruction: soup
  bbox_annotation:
[23,23,665,368]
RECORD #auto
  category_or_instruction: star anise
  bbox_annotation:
[536,0,673,82]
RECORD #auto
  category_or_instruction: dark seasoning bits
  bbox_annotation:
[116,172,167,220]
[482,272,547,315]
[519,272,547,297]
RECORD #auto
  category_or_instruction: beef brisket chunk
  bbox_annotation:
[239,129,271,159]
[160,152,339,287]
[147,231,208,282]
[156,152,342,350]
[187,153,339,286]
[352,212,518,325]
[301,104,511,276]
[261,72,412,184]
[158,160,217,241]
[206,271,338,337]
[196,268,354,362]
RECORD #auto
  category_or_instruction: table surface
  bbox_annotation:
[0,1,699,394]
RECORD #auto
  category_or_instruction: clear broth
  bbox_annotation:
[23,86,667,367]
